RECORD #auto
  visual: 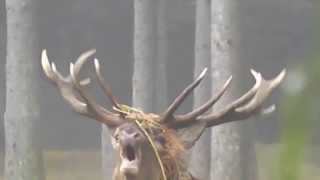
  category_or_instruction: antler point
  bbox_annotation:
[94,58,100,70]
[51,62,57,73]
[199,67,208,79]
[227,75,233,82]
[69,63,75,81]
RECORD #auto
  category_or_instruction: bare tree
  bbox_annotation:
[4,0,45,179]
[0,0,6,158]
[189,0,212,179]
[154,0,168,113]
[211,0,257,179]
[102,0,165,174]
[133,0,156,112]
[102,123,115,179]
[102,0,158,178]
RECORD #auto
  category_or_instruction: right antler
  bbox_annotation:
[161,68,286,128]
[200,69,286,127]
[41,49,123,127]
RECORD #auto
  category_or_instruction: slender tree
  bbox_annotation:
[133,0,156,111]
[102,124,115,180]
[0,0,6,155]
[189,0,212,179]
[102,0,158,178]
[4,0,45,179]
[154,0,168,113]
[210,1,257,180]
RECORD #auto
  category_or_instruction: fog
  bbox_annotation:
[0,0,318,179]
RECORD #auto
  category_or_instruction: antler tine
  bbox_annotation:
[41,49,87,112]
[200,69,286,127]
[69,52,122,127]
[220,69,263,110]
[73,49,96,76]
[175,76,232,122]
[41,49,122,127]
[41,49,64,82]
[69,50,100,114]
[94,58,121,109]
[42,49,91,85]
[69,62,97,109]
[235,69,286,113]
[160,68,208,123]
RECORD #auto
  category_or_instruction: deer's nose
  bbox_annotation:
[122,126,142,139]
[119,130,142,145]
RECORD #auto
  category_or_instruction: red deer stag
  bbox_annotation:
[41,49,286,180]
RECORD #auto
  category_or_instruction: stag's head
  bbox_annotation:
[41,50,286,180]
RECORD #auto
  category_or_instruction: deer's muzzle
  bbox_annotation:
[119,136,142,175]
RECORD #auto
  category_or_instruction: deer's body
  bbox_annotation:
[41,50,285,180]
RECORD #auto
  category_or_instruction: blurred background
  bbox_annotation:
[0,0,319,179]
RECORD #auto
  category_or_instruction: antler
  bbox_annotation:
[163,69,286,128]
[41,49,123,127]
[160,68,208,122]
[94,58,121,110]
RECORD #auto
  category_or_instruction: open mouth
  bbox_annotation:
[123,144,136,161]
[120,144,141,175]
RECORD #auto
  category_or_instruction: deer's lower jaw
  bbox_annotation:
[120,145,141,175]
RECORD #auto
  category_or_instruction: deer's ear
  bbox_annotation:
[175,121,207,149]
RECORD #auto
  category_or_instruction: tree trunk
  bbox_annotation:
[154,0,168,113]
[189,0,211,179]
[0,0,7,158]
[133,0,156,111]
[210,1,257,180]
[102,125,115,180]
[4,0,45,179]
[102,0,157,179]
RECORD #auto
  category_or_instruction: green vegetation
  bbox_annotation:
[275,60,320,180]
[271,4,320,178]
[257,143,320,180]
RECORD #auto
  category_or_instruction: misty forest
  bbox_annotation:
[0,0,319,180]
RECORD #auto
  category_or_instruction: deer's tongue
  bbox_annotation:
[120,144,141,175]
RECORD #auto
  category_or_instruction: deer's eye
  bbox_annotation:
[114,134,119,141]
[133,132,141,139]
[156,135,166,145]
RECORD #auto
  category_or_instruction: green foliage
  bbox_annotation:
[273,56,320,180]
[273,4,320,179]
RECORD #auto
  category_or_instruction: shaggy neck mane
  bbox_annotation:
[152,128,195,180]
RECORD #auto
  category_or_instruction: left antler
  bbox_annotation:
[41,49,124,127]
[161,68,286,128]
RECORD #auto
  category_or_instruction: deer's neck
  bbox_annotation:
[113,172,161,180]
[117,174,146,180]
[112,151,197,180]
[112,163,162,180]
[112,166,197,180]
